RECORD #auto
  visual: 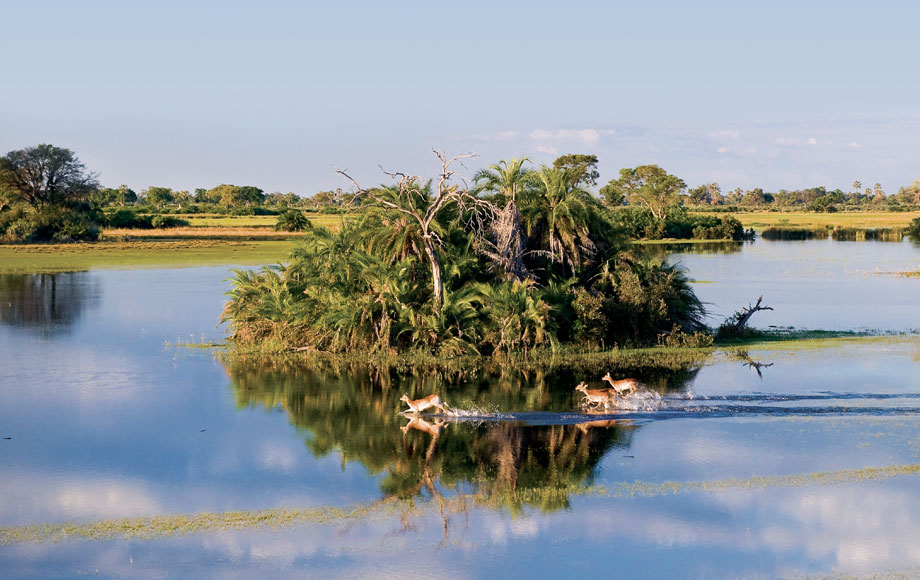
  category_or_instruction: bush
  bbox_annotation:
[106,209,153,229]
[13,205,103,242]
[275,210,312,232]
[150,215,189,228]
[613,206,752,241]
[906,217,920,241]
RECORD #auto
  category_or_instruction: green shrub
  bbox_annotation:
[275,210,312,232]
[150,215,189,228]
[907,217,920,241]
[107,209,153,229]
[24,205,102,242]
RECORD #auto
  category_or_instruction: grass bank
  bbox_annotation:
[0,239,297,273]
[721,211,920,231]
[180,213,350,230]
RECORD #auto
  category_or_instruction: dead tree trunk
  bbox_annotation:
[730,295,773,334]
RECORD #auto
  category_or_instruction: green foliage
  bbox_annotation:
[1,204,102,242]
[0,144,99,208]
[907,217,920,241]
[106,209,153,229]
[274,210,312,232]
[206,184,265,210]
[150,215,189,228]
[141,186,174,210]
[609,206,750,241]
[657,324,714,348]
[604,165,686,219]
[552,154,599,187]
[223,159,711,355]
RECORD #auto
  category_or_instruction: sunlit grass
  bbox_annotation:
[719,211,920,231]
[180,213,351,230]
[0,240,297,273]
[716,331,920,351]
[4,463,918,545]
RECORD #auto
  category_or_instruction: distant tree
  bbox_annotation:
[688,183,722,206]
[741,188,772,207]
[265,192,301,208]
[552,154,599,187]
[173,190,191,211]
[206,184,265,209]
[115,185,137,206]
[309,190,337,210]
[896,180,920,205]
[0,144,99,208]
[604,165,686,220]
[852,180,862,195]
[873,183,885,199]
[142,186,174,210]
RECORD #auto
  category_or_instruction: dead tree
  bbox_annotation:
[337,150,490,309]
[719,295,773,337]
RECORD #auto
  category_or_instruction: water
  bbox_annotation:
[664,237,920,331]
[1,239,920,579]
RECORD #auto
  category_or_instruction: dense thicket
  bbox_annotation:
[223,157,709,355]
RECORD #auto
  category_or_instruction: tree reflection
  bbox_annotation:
[224,356,703,514]
[0,272,101,336]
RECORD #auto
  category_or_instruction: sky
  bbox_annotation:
[2,0,919,196]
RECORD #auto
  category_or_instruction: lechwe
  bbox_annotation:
[602,372,639,396]
[574,382,617,409]
[399,393,448,415]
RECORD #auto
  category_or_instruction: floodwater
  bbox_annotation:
[1,238,920,579]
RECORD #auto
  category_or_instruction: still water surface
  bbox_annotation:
[1,239,920,579]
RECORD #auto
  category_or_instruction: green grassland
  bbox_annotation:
[181,213,349,230]
[723,210,920,231]
[0,239,297,273]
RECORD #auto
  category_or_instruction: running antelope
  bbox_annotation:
[602,372,639,396]
[575,382,617,409]
[399,393,447,415]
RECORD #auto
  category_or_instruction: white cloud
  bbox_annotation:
[717,147,729,154]
[529,129,601,146]
[808,137,817,145]
[709,129,740,140]
[534,143,558,155]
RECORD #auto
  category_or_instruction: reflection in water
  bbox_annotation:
[638,240,745,262]
[0,273,101,336]
[224,356,703,514]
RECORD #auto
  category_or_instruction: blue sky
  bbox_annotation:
[2,0,919,196]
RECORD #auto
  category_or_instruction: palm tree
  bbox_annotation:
[523,166,597,277]
[472,158,532,281]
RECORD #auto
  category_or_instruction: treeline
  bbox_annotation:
[88,184,351,216]
[682,181,920,212]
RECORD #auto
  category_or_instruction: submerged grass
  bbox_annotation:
[5,463,919,545]
[715,330,920,352]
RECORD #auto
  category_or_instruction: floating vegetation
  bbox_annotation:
[4,463,919,545]
[760,226,906,242]
[761,226,829,241]
[831,226,904,241]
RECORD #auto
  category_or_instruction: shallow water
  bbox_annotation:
[664,237,920,331]
[2,240,920,579]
